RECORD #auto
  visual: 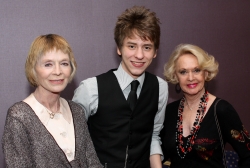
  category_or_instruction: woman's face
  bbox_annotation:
[175,54,207,96]
[35,49,71,94]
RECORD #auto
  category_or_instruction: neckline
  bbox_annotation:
[181,97,218,138]
[20,101,77,161]
[176,91,209,159]
[113,64,145,91]
[24,93,72,124]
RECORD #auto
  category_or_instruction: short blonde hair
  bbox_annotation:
[25,34,77,87]
[164,44,218,84]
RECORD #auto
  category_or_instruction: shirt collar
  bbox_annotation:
[113,63,145,91]
[23,94,72,125]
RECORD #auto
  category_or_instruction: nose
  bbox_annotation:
[135,47,144,59]
[54,64,62,75]
[188,71,194,81]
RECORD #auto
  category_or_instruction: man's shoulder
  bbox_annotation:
[144,71,168,88]
[96,69,116,78]
[156,76,167,84]
[145,72,167,82]
[79,76,97,85]
[156,76,168,90]
[73,77,98,95]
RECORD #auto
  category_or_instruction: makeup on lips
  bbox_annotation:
[187,83,198,88]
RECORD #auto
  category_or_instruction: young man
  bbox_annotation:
[73,6,168,168]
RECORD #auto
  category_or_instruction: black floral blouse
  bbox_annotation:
[161,98,250,168]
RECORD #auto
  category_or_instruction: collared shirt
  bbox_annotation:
[72,63,168,156]
[23,94,75,162]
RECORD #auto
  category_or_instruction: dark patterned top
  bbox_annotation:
[2,100,103,168]
[161,98,250,168]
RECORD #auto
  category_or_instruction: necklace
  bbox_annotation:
[185,96,200,111]
[176,91,209,159]
[45,105,60,119]
[32,93,59,119]
[186,101,193,110]
[46,108,56,119]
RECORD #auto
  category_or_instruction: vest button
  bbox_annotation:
[129,131,132,134]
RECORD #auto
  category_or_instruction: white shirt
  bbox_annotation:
[23,94,75,162]
[72,64,168,156]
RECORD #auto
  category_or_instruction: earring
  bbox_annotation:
[175,84,181,93]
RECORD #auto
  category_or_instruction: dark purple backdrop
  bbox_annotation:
[0,1,250,167]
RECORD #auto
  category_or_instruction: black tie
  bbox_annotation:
[127,80,139,111]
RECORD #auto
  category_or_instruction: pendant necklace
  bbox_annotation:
[45,106,59,119]
[33,93,58,119]
[46,109,56,119]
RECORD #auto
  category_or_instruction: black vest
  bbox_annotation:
[88,70,159,168]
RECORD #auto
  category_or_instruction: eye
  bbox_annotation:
[144,46,151,50]
[193,68,201,73]
[62,62,69,66]
[179,70,187,75]
[128,45,135,49]
[44,63,52,67]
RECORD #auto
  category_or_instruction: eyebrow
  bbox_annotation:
[39,57,70,63]
[178,67,200,70]
[125,41,154,46]
[143,44,154,47]
[60,58,70,61]
[126,42,137,45]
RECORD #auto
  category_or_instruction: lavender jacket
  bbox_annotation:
[2,100,103,168]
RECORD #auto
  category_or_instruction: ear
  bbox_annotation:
[205,70,209,80]
[153,49,157,58]
[117,47,121,56]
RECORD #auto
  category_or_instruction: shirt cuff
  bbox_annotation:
[150,140,163,160]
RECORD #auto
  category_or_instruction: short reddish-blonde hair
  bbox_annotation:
[25,34,77,87]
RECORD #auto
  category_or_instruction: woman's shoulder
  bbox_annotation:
[213,98,238,119]
[63,99,85,117]
[167,99,181,108]
[8,101,31,116]
[65,99,82,109]
[5,101,36,123]
[64,99,87,122]
[214,98,235,112]
[165,99,181,116]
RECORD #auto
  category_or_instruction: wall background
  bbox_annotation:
[0,1,249,167]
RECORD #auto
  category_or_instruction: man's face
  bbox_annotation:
[117,34,157,79]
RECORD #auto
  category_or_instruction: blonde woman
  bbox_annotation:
[161,44,250,167]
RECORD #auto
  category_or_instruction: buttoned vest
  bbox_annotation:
[88,70,159,168]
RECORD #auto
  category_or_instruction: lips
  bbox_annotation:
[187,83,197,88]
[50,79,64,84]
[131,61,144,68]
